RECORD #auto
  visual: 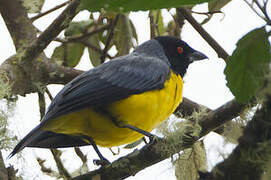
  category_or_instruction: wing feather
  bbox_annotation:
[42,55,170,122]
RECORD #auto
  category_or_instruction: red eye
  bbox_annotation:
[177,46,183,54]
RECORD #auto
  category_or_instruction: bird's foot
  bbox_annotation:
[93,158,111,166]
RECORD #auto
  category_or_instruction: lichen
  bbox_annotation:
[0,72,17,150]
[156,107,209,180]
[0,76,11,99]
[22,0,44,13]
[174,141,207,180]
[0,102,17,150]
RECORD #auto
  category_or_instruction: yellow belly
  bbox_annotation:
[43,72,183,147]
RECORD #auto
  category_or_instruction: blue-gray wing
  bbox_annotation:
[42,55,170,122]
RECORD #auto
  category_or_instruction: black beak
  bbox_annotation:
[188,50,208,62]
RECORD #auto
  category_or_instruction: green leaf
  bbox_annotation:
[52,43,85,68]
[80,0,212,12]
[113,14,133,56]
[87,34,102,67]
[224,27,271,103]
[23,0,45,13]
[64,20,93,37]
[129,19,138,45]
[208,0,232,11]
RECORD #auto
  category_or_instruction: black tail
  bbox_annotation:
[9,126,89,158]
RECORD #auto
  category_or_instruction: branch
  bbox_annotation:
[74,147,87,165]
[149,11,156,38]
[0,55,82,95]
[254,0,271,24]
[79,40,113,59]
[50,149,71,179]
[72,99,247,180]
[100,14,120,63]
[30,1,70,22]
[243,0,267,21]
[38,91,71,179]
[174,97,211,117]
[177,8,230,60]
[36,60,83,85]
[67,23,112,42]
[199,97,271,180]
[20,0,81,66]
[0,0,37,49]
[0,151,8,180]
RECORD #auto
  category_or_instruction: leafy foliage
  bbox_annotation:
[80,0,212,12]
[52,43,85,67]
[208,0,232,12]
[51,21,93,67]
[224,27,271,103]
[113,14,133,56]
[87,34,102,67]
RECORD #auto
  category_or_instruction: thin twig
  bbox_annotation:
[109,148,120,155]
[254,0,271,24]
[177,8,229,60]
[80,40,113,59]
[189,10,223,16]
[45,87,54,100]
[38,92,46,118]
[74,147,87,164]
[53,25,112,58]
[36,158,54,174]
[100,14,120,63]
[67,23,112,42]
[149,11,156,38]
[155,10,161,36]
[51,149,72,179]
[38,89,71,179]
[30,1,70,22]
[243,0,267,21]
[20,0,81,66]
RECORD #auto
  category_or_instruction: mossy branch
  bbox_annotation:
[0,0,37,49]
[199,97,271,180]
[72,98,247,180]
[177,8,229,60]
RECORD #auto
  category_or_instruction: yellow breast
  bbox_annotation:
[43,72,183,147]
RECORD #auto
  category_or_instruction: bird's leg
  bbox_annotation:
[82,135,110,166]
[119,124,154,139]
[97,107,157,142]
[112,119,158,143]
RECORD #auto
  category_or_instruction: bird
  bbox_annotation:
[9,36,207,164]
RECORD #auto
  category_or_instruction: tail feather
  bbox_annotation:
[9,126,89,158]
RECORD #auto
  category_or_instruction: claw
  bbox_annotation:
[93,158,111,166]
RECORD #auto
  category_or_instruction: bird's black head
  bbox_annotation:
[154,36,208,77]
